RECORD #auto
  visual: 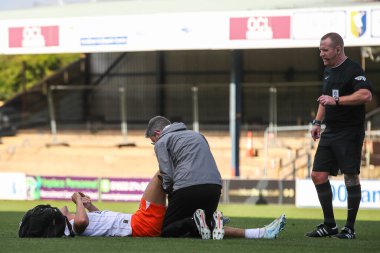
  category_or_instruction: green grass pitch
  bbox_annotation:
[1,200,379,253]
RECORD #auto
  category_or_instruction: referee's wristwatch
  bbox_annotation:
[312,119,322,126]
[334,96,339,106]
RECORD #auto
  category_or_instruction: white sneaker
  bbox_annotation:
[193,209,211,239]
[263,214,286,239]
[212,210,224,240]
[222,216,231,225]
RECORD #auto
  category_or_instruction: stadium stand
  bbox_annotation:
[0,129,317,179]
[0,0,379,180]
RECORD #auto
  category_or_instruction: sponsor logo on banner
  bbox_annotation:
[26,175,99,200]
[100,178,150,202]
[230,16,290,40]
[350,11,367,37]
[25,175,150,202]
[9,26,59,48]
[80,36,128,46]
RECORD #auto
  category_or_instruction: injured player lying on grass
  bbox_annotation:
[61,172,286,239]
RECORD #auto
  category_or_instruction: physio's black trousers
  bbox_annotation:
[161,184,222,238]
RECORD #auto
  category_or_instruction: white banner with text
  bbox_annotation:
[296,179,380,209]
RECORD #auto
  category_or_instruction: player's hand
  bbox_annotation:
[82,196,93,208]
[71,192,82,204]
[74,192,92,208]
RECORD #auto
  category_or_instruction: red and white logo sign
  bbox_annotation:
[9,26,59,48]
[230,16,290,40]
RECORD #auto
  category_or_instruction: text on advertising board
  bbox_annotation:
[230,16,291,40]
[9,26,59,48]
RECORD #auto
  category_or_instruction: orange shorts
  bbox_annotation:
[131,198,166,237]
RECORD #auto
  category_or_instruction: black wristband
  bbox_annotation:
[335,96,339,106]
[312,119,322,126]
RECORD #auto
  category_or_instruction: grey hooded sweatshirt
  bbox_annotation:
[154,122,222,193]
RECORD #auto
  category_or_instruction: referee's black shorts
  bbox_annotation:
[313,127,365,176]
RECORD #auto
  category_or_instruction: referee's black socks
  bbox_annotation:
[315,181,337,228]
[346,184,361,230]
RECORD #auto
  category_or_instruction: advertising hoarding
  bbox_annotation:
[1,4,380,54]
[25,175,150,202]
[296,179,380,209]
[0,172,26,200]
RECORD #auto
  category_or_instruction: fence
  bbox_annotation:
[6,81,321,132]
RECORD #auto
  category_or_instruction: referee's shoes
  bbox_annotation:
[332,227,356,239]
[305,223,338,237]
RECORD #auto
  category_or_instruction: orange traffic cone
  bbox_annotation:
[246,131,255,157]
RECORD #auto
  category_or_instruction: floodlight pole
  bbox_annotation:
[192,86,199,132]
[117,86,136,148]
[269,86,277,137]
[46,86,69,147]
[230,50,242,178]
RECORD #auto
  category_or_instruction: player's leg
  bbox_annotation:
[131,171,166,237]
[141,171,166,206]
[224,226,245,237]
[225,226,271,239]
[212,214,286,239]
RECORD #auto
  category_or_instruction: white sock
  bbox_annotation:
[244,228,265,238]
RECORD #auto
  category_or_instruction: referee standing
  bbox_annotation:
[306,32,372,239]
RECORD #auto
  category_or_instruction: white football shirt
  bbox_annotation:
[65,210,133,237]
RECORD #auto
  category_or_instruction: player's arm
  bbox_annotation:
[71,192,89,234]
[79,192,100,212]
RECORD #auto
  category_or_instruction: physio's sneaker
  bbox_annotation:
[193,209,211,240]
[332,227,356,239]
[263,214,286,239]
[212,210,224,240]
[305,223,338,238]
